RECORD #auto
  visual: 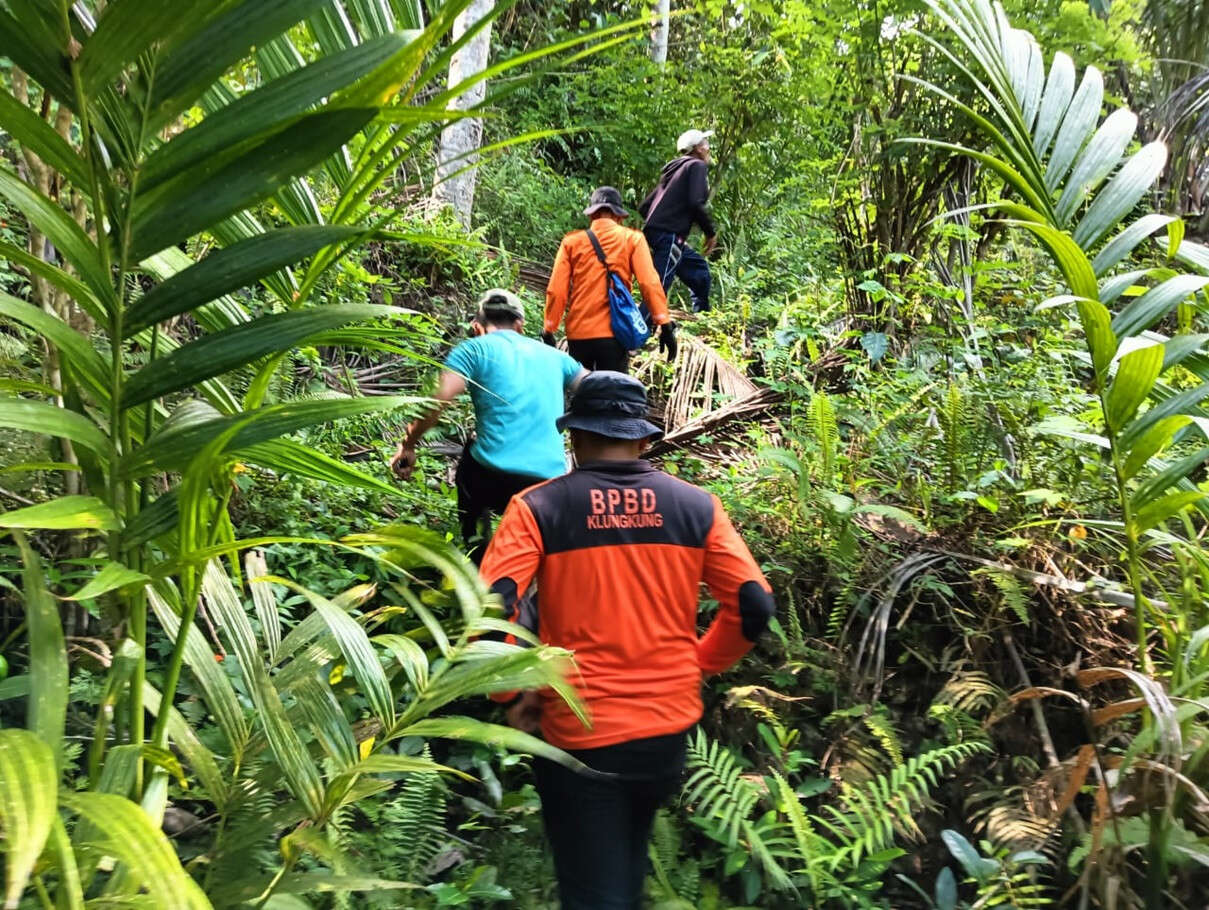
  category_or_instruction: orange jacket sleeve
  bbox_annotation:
[697,495,775,674]
[544,238,573,334]
[631,232,670,326]
[479,497,546,700]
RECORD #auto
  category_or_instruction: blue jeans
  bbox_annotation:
[645,230,711,312]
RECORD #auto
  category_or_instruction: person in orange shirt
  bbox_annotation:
[480,371,775,910]
[543,186,677,374]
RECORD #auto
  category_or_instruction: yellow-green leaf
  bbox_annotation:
[0,496,119,531]
[1105,343,1164,432]
[0,729,57,907]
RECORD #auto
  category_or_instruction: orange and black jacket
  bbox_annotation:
[544,218,671,341]
[479,459,775,750]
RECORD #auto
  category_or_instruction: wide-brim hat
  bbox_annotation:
[583,185,629,218]
[556,371,664,441]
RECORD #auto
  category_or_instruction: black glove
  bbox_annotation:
[541,331,557,347]
[658,322,678,362]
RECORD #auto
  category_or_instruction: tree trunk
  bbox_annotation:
[650,0,670,65]
[431,0,494,228]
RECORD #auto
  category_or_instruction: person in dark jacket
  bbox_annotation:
[638,128,718,312]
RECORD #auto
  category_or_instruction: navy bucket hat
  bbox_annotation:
[556,371,663,441]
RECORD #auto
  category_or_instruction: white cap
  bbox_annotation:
[676,128,714,153]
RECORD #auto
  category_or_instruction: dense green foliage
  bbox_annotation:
[3,0,1209,907]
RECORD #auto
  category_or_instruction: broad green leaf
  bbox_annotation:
[1112,275,1209,338]
[1121,383,1209,449]
[0,496,118,531]
[124,395,419,477]
[48,816,84,910]
[146,0,331,132]
[123,488,179,550]
[1123,416,1193,480]
[395,716,599,776]
[1045,66,1103,192]
[340,752,469,782]
[240,438,405,499]
[1132,491,1207,535]
[124,227,364,336]
[139,33,406,193]
[0,168,111,303]
[246,551,281,664]
[1100,268,1154,305]
[291,674,359,770]
[129,108,377,261]
[265,576,396,728]
[0,293,109,399]
[1167,219,1186,261]
[372,633,429,691]
[59,791,212,908]
[0,729,57,907]
[1091,214,1177,277]
[1055,108,1137,225]
[0,9,74,100]
[1133,446,1209,509]
[1032,51,1075,159]
[1105,343,1164,431]
[1075,297,1116,382]
[123,303,399,406]
[0,396,109,458]
[200,562,325,815]
[1074,142,1168,249]
[142,684,228,805]
[78,0,211,96]
[66,561,151,600]
[0,89,86,186]
[14,533,67,760]
[147,585,250,757]
[1176,240,1209,273]
[1006,220,1098,299]
[1160,334,1209,372]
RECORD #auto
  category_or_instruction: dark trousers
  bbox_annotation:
[568,337,630,374]
[455,449,544,564]
[646,230,711,312]
[534,730,688,910]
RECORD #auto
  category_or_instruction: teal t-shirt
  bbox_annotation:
[443,331,582,479]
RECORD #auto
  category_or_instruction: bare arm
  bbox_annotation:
[391,370,468,479]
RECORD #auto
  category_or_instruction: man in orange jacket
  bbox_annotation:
[479,372,775,909]
[543,186,677,374]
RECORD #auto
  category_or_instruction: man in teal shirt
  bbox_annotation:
[392,289,587,561]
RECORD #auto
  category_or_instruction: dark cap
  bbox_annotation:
[583,186,629,218]
[556,371,663,440]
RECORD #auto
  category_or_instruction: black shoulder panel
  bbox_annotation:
[522,463,714,555]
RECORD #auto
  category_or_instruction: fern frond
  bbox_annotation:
[770,770,826,894]
[863,709,904,767]
[973,567,1032,626]
[933,668,1005,715]
[829,741,990,867]
[784,587,805,649]
[684,729,762,848]
[809,392,839,487]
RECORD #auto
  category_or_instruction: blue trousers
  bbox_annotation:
[645,230,711,312]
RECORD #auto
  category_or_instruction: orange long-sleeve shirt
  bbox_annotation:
[544,218,670,341]
[480,459,775,749]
